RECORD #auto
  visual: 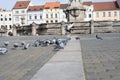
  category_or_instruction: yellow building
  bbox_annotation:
[93,1,120,21]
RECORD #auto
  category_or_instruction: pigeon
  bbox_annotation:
[43,39,51,46]
[66,23,74,33]
[13,43,18,49]
[96,35,103,40]
[75,37,80,40]
[34,39,42,47]
[0,48,8,54]
[54,38,66,49]
[4,41,9,47]
[21,41,25,46]
[23,43,30,50]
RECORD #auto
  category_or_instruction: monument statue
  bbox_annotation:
[64,0,86,22]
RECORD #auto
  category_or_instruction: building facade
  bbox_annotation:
[12,1,30,26]
[27,5,44,25]
[43,2,61,23]
[93,1,120,21]
[59,4,68,22]
[83,1,93,21]
[0,10,13,30]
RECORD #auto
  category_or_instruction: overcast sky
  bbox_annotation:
[0,0,115,10]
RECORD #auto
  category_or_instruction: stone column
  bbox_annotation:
[13,25,17,36]
[32,22,38,36]
[61,21,66,35]
[90,20,94,34]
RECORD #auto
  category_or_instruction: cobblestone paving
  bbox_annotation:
[80,33,120,80]
[0,35,63,80]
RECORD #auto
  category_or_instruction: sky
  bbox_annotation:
[0,0,115,10]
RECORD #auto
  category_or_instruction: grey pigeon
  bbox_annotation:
[96,35,103,40]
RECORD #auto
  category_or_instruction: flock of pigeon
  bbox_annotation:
[0,37,71,55]
[0,23,74,55]
[0,22,103,55]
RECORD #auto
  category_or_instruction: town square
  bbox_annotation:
[0,0,120,80]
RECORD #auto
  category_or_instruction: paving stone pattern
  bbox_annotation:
[80,33,120,80]
[0,35,64,80]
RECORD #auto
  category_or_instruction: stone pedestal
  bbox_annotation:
[13,25,17,36]
[90,20,94,34]
[32,22,38,36]
[61,22,66,35]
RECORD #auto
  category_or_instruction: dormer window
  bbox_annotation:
[34,9,36,10]
[15,11,19,13]
[21,10,25,13]
[19,4,22,7]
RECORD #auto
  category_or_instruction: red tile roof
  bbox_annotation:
[83,1,92,6]
[13,1,30,9]
[93,1,119,11]
[44,2,60,9]
[28,5,44,11]
[60,4,68,9]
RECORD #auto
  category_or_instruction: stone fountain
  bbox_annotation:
[64,0,86,22]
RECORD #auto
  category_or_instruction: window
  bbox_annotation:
[9,14,11,16]
[29,15,32,20]
[51,20,53,23]
[55,13,57,18]
[1,18,3,21]
[89,14,91,18]
[103,12,105,17]
[9,18,11,21]
[5,25,7,28]
[5,18,7,21]
[51,14,53,18]
[21,10,25,13]
[40,15,42,19]
[96,12,99,17]
[34,15,37,19]
[114,11,117,16]
[55,20,58,23]
[46,14,48,18]
[108,12,111,17]
[46,20,49,23]
[15,11,19,13]
[9,25,12,29]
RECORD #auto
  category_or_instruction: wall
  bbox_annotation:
[35,21,120,35]
[15,21,120,36]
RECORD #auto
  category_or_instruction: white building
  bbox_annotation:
[42,2,68,23]
[0,10,13,30]
[12,0,30,26]
[83,1,93,21]
[27,5,44,25]
[42,2,61,23]
[59,4,68,22]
